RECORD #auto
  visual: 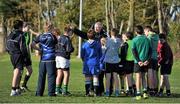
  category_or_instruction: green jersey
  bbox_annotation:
[126,40,134,61]
[148,32,159,60]
[132,35,151,63]
[24,32,31,55]
[24,32,30,47]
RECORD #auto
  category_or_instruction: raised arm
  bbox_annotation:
[29,29,40,36]
[31,35,41,52]
[73,28,88,40]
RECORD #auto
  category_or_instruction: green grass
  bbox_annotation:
[0,53,180,103]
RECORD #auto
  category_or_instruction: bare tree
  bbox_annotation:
[110,0,115,28]
[105,0,110,33]
[0,16,7,53]
[126,0,135,32]
[119,20,124,35]
[156,0,164,33]
[143,0,149,19]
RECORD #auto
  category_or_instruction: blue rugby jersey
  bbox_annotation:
[81,40,102,66]
[33,32,57,61]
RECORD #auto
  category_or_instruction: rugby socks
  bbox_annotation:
[128,87,133,95]
[90,81,94,92]
[154,88,158,95]
[143,88,147,94]
[149,88,154,96]
[63,85,68,93]
[22,75,30,87]
[121,87,124,91]
[94,86,99,96]
[159,88,163,93]
[12,87,16,90]
[136,91,141,96]
[133,84,137,95]
[93,78,99,96]
[85,81,91,95]
[56,84,61,93]
[166,90,171,96]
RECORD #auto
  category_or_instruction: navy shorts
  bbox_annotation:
[24,56,32,66]
[83,65,100,76]
[105,63,120,73]
[150,59,158,71]
[134,63,149,73]
[10,54,24,70]
[58,67,70,71]
[124,61,134,74]
[117,61,125,75]
[160,64,172,75]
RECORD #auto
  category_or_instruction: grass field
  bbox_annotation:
[0,53,180,103]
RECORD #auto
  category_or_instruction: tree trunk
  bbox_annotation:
[127,0,135,32]
[157,0,164,33]
[110,0,115,28]
[38,0,42,32]
[58,0,61,7]
[143,0,149,19]
[105,0,109,34]
[0,16,7,53]
[119,20,124,35]
[46,0,50,21]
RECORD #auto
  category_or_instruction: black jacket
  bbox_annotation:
[120,42,128,64]
[55,35,74,59]
[73,28,107,41]
[158,39,173,65]
[6,29,28,56]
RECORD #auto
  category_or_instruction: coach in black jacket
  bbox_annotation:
[73,22,107,40]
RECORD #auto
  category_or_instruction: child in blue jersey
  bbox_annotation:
[81,29,102,96]
[104,28,121,97]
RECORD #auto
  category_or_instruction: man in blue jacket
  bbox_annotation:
[31,22,57,96]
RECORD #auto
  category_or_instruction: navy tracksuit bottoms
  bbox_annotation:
[36,61,56,96]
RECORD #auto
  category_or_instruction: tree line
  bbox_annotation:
[0,0,179,54]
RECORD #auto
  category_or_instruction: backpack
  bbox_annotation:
[6,30,21,54]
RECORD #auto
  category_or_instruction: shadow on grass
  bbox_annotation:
[70,92,180,99]
[171,93,180,98]
[149,93,180,98]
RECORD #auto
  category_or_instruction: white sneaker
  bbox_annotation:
[16,89,21,95]
[10,90,18,96]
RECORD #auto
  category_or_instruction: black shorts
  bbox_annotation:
[105,63,119,73]
[10,54,24,70]
[160,64,172,75]
[117,61,125,75]
[150,59,158,71]
[24,56,32,66]
[134,63,149,73]
[124,61,134,74]
[58,67,70,71]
